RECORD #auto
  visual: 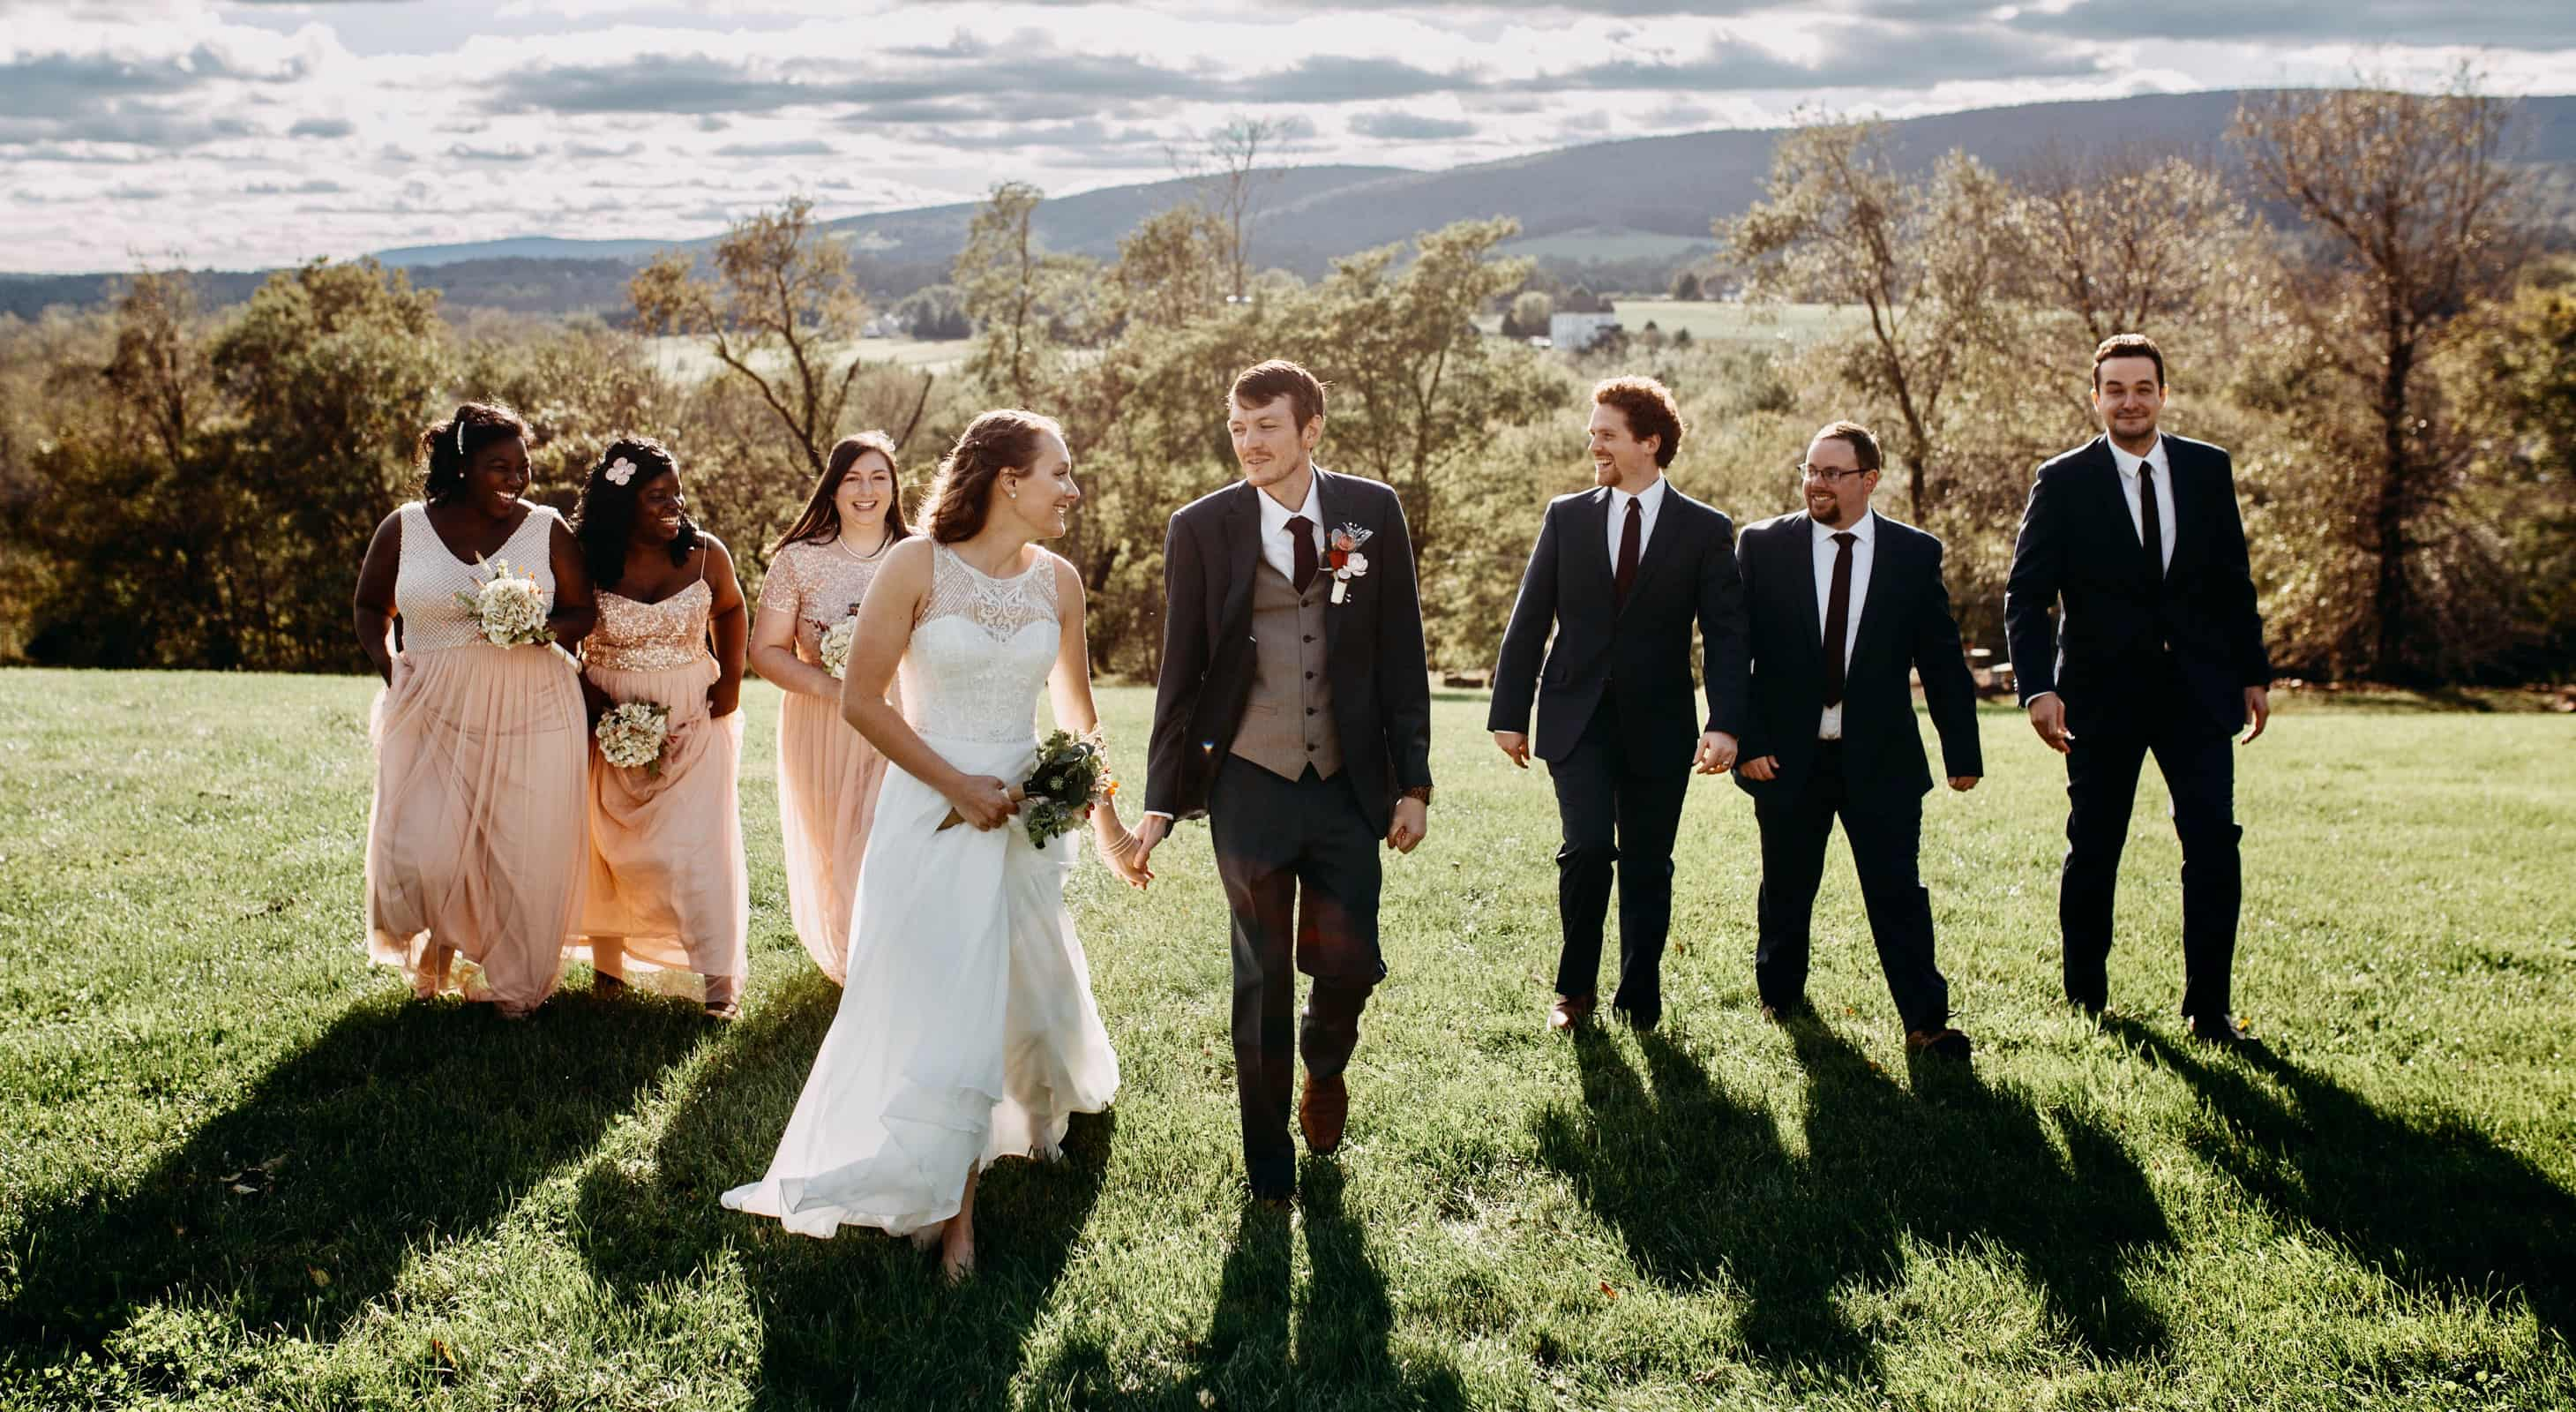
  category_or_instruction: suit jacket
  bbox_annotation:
[1145,469,1434,837]
[1486,482,1749,771]
[1729,510,1981,804]
[2003,434,2270,738]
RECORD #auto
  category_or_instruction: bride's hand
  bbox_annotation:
[1094,808,1153,889]
[947,776,1022,830]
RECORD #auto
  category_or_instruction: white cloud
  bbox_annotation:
[0,0,2565,271]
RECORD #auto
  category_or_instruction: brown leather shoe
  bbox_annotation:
[1547,994,1596,1032]
[1906,1027,1973,1060]
[1299,1072,1348,1154]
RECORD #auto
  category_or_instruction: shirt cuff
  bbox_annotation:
[1143,810,1175,822]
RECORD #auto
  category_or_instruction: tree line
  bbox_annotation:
[2,82,2569,684]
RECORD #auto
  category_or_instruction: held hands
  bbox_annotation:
[1740,755,1779,782]
[1492,731,1531,769]
[1125,813,1171,875]
[2027,695,2073,755]
[2241,686,2271,744]
[1094,807,1153,890]
[1694,731,1739,775]
[1386,796,1427,854]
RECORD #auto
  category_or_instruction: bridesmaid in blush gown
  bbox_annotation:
[749,432,911,983]
[723,410,1149,1281]
[353,402,596,1017]
[567,437,753,1019]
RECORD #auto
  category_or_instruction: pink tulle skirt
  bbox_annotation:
[571,656,750,996]
[365,642,591,1016]
[774,683,893,983]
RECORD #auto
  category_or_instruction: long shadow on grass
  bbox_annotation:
[1533,1023,2173,1385]
[572,966,1114,1410]
[1,988,708,1350]
[2112,1018,2575,1343]
[1016,1168,1468,1411]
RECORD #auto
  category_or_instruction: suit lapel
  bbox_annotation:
[2161,438,2198,578]
[1621,482,1685,614]
[1314,469,1344,662]
[1576,486,1617,612]
[1786,513,1824,656]
[1847,514,1897,668]
[1217,480,1260,641]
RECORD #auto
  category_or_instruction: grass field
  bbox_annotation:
[1,671,2572,1410]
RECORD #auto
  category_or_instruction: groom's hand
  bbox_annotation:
[1128,813,1171,871]
[1386,797,1427,854]
[1695,731,1739,775]
[1492,731,1530,769]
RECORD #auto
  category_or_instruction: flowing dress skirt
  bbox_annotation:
[723,730,1120,1237]
[365,642,589,1016]
[775,683,894,984]
[573,655,750,994]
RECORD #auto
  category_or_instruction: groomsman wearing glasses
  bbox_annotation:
[1734,422,1981,1056]
[1489,376,1748,1033]
[2005,334,2272,1046]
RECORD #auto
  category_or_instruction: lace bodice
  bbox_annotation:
[585,579,712,673]
[393,501,562,654]
[902,545,1060,743]
[760,538,889,661]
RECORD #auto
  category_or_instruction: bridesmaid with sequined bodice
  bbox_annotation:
[566,439,753,1018]
[351,403,596,1017]
[750,433,913,983]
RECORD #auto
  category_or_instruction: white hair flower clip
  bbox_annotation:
[605,456,638,486]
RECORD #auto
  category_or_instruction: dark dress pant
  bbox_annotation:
[1752,740,1950,1031]
[1208,754,1382,1196]
[1546,701,1689,1025]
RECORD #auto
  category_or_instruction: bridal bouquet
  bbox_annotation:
[453,558,553,647]
[819,614,857,680]
[595,701,672,775]
[939,727,1117,848]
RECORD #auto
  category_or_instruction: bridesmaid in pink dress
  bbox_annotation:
[567,437,753,1019]
[749,432,911,983]
[352,402,597,1018]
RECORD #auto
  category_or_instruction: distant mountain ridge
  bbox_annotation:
[6,89,2571,319]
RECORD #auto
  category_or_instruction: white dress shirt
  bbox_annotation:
[1255,472,1327,584]
[1812,509,1876,740]
[1606,475,1667,570]
[2108,435,2177,572]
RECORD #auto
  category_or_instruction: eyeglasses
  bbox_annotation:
[1795,462,1873,484]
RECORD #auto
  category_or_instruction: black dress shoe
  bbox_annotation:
[1612,1005,1659,1032]
[2189,1013,2258,1047]
[2066,993,2107,1019]
[1758,998,1811,1025]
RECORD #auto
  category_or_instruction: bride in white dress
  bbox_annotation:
[723,409,1149,1279]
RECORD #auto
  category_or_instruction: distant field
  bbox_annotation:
[642,333,973,383]
[1606,299,1873,345]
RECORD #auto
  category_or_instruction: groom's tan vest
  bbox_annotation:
[1231,560,1343,782]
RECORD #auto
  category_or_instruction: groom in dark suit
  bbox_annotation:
[2005,334,2272,1045]
[1733,421,1982,1057]
[1488,375,1748,1033]
[1129,359,1434,1202]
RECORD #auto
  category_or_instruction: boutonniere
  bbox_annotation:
[1326,523,1373,604]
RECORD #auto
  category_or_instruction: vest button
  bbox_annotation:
[1303,635,1314,643]
[1305,671,1315,680]
[1306,708,1316,716]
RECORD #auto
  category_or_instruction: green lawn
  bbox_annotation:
[1,671,2571,1410]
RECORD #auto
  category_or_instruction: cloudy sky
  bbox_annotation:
[4,0,2572,274]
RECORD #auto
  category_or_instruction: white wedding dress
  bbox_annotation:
[723,545,1120,1238]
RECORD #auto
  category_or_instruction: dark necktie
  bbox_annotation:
[1285,514,1319,594]
[1614,497,1642,609]
[1823,530,1856,708]
[2137,463,2163,582]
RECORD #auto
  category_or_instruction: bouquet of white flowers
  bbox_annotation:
[819,614,857,680]
[453,558,553,647]
[595,701,672,775]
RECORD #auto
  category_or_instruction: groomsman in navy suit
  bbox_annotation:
[1733,421,1982,1056]
[2005,334,2273,1046]
[1488,375,1748,1033]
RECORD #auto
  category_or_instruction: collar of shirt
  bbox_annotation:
[2107,435,2169,482]
[1607,475,1668,521]
[1255,471,1322,542]
[1809,507,1876,548]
